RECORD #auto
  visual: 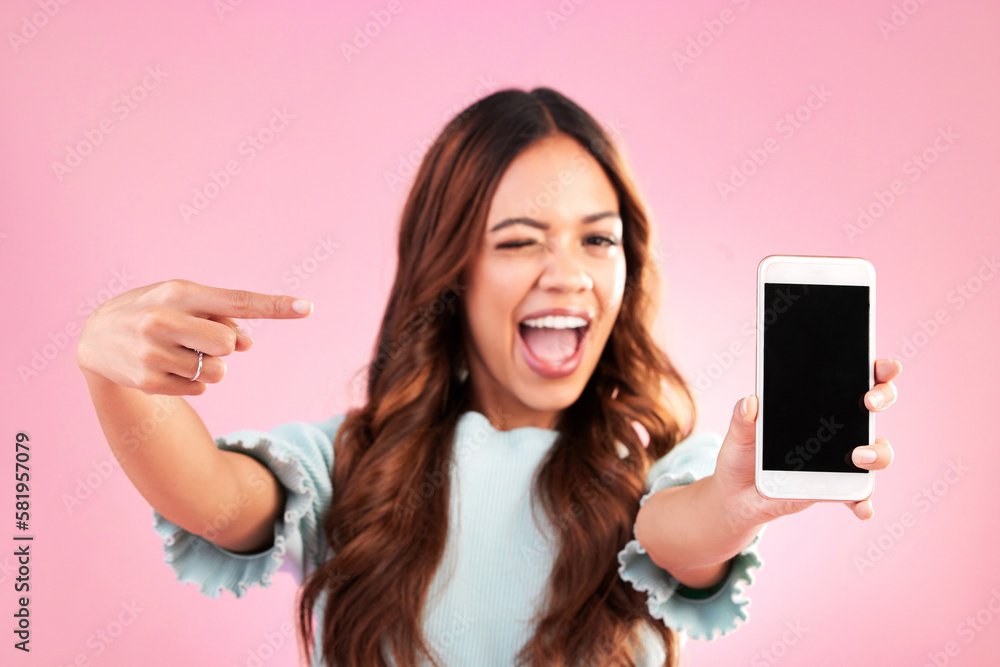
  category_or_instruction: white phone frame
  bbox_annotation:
[755,255,875,501]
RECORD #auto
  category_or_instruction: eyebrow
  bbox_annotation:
[488,211,620,233]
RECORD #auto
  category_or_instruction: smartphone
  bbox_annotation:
[754,255,875,501]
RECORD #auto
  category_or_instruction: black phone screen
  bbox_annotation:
[762,282,870,473]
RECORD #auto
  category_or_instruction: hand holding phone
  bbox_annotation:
[754,255,876,502]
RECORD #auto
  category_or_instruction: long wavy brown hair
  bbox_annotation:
[296,87,696,666]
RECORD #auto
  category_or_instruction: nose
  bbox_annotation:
[537,241,594,292]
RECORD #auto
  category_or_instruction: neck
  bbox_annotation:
[466,392,560,432]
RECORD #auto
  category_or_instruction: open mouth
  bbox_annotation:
[518,314,590,378]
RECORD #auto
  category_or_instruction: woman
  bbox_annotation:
[76,87,899,666]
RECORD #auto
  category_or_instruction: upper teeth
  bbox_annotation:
[522,315,588,329]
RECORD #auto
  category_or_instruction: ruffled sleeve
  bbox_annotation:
[150,414,345,599]
[617,431,764,641]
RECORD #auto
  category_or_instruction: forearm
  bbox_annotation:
[80,368,243,536]
[634,473,764,589]
[81,371,285,552]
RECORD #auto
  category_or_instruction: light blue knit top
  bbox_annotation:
[152,410,762,665]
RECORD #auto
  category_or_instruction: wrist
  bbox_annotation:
[706,472,769,540]
[673,558,735,598]
[79,364,136,402]
[79,364,115,390]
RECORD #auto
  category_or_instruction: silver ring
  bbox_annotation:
[191,350,204,381]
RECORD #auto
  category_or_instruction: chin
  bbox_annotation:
[516,376,591,415]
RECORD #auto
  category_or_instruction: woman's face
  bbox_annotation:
[461,132,627,430]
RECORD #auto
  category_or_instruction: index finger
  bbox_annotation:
[188,284,313,320]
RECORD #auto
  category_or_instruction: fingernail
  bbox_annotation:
[855,448,877,464]
[292,299,312,315]
[234,322,253,340]
[739,397,748,417]
[869,390,885,409]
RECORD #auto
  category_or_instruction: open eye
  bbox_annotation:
[586,234,620,247]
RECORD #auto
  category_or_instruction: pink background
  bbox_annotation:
[2,1,999,665]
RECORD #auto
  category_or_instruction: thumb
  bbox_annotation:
[723,394,758,452]
[213,316,255,352]
[714,394,760,494]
